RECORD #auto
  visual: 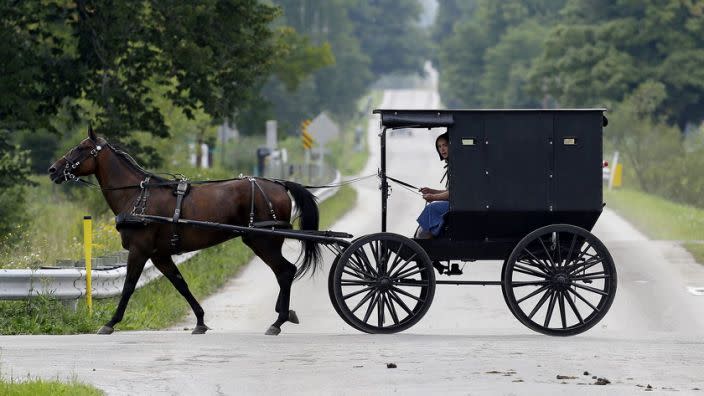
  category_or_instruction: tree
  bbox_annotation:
[530,0,704,126]
[0,131,31,241]
[347,0,428,76]
[608,81,684,196]
[433,0,566,108]
[1,0,283,165]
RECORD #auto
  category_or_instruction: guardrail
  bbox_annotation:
[0,172,340,301]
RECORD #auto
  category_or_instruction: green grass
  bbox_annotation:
[1,177,125,270]
[0,185,357,334]
[0,377,103,396]
[605,187,704,264]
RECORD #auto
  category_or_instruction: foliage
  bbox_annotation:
[237,0,427,136]
[0,377,103,396]
[347,0,429,76]
[605,187,704,265]
[0,131,32,243]
[433,0,566,108]
[607,81,685,197]
[530,0,704,126]
[0,0,283,164]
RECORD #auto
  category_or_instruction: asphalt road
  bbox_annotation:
[1,89,703,395]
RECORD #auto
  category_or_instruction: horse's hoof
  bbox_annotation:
[192,325,210,335]
[265,325,281,336]
[288,310,299,324]
[97,326,114,335]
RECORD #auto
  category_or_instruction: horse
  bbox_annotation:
[48,127,322,335]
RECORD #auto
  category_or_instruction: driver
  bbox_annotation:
[415,132,449,239]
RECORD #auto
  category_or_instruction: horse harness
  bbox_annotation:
[119,176,291,253]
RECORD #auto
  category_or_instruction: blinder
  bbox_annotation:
[62,144,102,181]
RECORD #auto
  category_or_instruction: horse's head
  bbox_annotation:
[48,127,105,184]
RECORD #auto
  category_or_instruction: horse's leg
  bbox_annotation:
[244,237,298,336]
[97,248,148,334]
[151,255,209,334]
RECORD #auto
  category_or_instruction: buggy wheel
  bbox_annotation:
[330,233,435,334]
[502,224,617,336]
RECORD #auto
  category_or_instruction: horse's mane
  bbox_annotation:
[106,142,169,183]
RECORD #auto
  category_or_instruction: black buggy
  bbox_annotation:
[327,109,617,336]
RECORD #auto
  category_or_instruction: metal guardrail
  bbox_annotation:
[0,172,340,300]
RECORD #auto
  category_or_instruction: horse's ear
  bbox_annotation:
[88,125,97,142]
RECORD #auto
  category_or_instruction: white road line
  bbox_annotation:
[687,286,704,296]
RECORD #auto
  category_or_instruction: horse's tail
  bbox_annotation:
[284,181,322,279]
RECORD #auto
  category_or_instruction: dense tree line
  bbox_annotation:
[433,0,704,206]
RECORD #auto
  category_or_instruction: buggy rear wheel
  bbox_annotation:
[502,224,617,336]
[329,233,435,334]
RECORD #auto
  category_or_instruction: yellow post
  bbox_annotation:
[613,163,623,188]
[83,215,93,315]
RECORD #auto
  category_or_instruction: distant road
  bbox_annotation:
[1,89,702,395]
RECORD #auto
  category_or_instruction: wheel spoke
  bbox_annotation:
[340,279,376,286]
[567,287,599,312]
[392,267,425,280]
[538,237,557,269]
[390,286,424,302]
[513,264,549,278]
[558,291,567,329]
[349,288,376,314]
[515,285,549,304]
[347,255,377,279]
[388,289,413,316]
[384,293,400,324]
[528,289,552,319]
[343,286,374,300]
[381,243,393,275]
[571,272,609,282]
[355,250,379,278]
[378,292,385,326]
[370,240,380,272]
[362,291,380,323]
[522,248,552,272]
[564,289,584,324]
[555,232,562,267]
[510,280,549,287]
[342,268,372,280]
[386,244,406,276]
[572,282,609,296]
[571,243,596,270]
[564,234,578,266]
[568,257,604,276]
[544,291,557,327]
[388,253,418,279]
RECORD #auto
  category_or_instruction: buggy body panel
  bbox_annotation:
[374,108,607,259]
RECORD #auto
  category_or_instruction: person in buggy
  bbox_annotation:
[415,132,449,239]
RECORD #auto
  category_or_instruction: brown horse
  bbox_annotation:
[48,128,321,335]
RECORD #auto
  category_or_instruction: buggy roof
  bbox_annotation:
[373,108,607,129]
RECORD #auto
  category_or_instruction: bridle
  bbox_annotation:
[61,142,102,182]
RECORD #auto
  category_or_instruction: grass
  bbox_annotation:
[605,187,704,264]
[0,377,103,396]
[0,185,357,334]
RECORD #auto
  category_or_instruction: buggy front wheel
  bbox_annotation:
[329,233,435,334]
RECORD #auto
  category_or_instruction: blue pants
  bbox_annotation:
[417,201,449,237]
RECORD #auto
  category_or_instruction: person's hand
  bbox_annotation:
[419,187,437,194]
[422,193,436,202]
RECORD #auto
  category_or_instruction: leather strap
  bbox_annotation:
[170,180,189,252]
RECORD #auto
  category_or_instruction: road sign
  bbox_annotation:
[307,112,339,146]
[301,119,314,149]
